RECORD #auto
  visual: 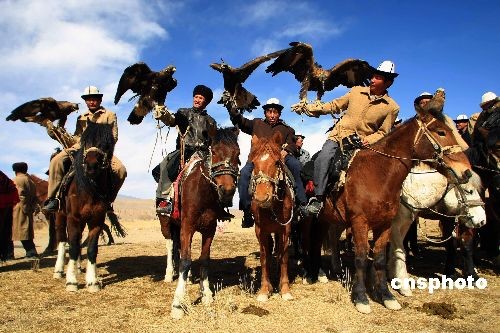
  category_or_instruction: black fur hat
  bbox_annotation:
[193,85,213,105]
[12,162,28,173]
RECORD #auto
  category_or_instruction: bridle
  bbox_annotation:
[83,146,110,171]
[249,145,295,225]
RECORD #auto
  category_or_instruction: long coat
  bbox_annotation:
[12,173,37,241]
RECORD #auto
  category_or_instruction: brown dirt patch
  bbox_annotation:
[1,198,499,333]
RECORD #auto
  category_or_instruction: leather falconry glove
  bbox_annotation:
[153,104,175,125]
[291,100,322,118]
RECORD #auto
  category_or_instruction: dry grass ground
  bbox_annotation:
[1,197,499,333]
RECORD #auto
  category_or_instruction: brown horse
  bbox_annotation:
[53,122,115,292]
[248,132,294,301]
[164,127,240,319]
[309,102,473,313]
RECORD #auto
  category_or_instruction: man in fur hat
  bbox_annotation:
[154,85,218,215]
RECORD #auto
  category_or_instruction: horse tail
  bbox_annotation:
[106,211,127,238]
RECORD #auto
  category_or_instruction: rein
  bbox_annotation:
[364,118,463,165]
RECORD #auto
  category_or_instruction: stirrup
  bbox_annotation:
[305,197,323,216]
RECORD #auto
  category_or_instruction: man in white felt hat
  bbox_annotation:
[292,60,400,216]
[42,86,127,213]
[454,114,471,145]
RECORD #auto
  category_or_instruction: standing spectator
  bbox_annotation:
[12,162,38,258]
[0,170,19,262]
[295,133,311,166]
[454,114,472,146]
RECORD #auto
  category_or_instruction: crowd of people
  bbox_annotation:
[1,59,498,265]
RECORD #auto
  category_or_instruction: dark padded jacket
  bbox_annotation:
[174,107,217,151]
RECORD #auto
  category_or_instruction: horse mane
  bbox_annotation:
[74,122,115,197]
[213,126,238,146]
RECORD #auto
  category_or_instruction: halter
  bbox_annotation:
[413,118,463,162]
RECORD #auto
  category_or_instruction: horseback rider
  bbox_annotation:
[292,61,400,216]
[153,85,218,215]
[42,86,127,212]
[295,133,311,166]
[228,98,308,228]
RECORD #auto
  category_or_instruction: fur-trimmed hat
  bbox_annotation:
[12,162,28,173]
[193,85,213,105]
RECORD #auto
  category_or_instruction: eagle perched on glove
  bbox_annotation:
[114,62,177,125]
[6,97,79,128]
[266,41,374,103]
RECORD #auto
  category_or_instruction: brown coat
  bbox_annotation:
[12,173,37,241]
[309,86,400,144]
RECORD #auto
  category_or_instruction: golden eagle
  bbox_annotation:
[6,97,79,128]
[114,62,177,125]
[265,42,374,102]
[210,49,286,112]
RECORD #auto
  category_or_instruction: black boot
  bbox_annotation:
[42,198,59,213]
[156,199,173,215]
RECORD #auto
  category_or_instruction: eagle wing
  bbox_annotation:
[237,48,287,83]
[265,42,314,83]
[114,62,153,104]
[6,97,60,122]
[324,59,373,91]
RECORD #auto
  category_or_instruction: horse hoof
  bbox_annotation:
[66,283,78,292]
[383,299,402,310]
[202,295,213,305]
[170,306,185,320]
[318,275,329,284]
[256,293,269,302]
[87,283,101,293]
[164,275,173,283]
[53,272,64,279]
[281,292,294,301]
[355,302,372,314]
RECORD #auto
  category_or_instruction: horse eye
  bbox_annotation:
[437,130,446,137]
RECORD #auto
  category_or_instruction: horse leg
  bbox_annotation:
[65,216,82,292]
[43,213,57,255]
[372,227,401,311]
[460,226,479,280]
[171,226,194,319]
[102,223,114,245]
[255,225,272,302]
[199,233,214,305]
[330,223,345,277]
[278,226,293,300]
[159,215,175,282]
[389,205,415,296]
[53,213,67,279]
[85,220,103,292]
[441,217,459,278]
[350,221,371,314]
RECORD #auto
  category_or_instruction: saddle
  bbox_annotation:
[167,152,204,220]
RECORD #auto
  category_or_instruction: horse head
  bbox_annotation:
[411,91,473,185]
[208,127,240,206]
[75,122,115,195]
[249,131,284,209]
[441,171,486,228]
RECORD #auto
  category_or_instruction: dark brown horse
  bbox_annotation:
[53,122,115,292]
[308,103,473,313]
[162,127,240,319]
[248,132,294,301]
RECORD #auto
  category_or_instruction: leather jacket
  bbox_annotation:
[174,107,217,151]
